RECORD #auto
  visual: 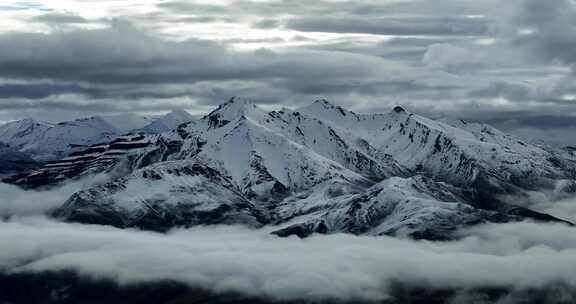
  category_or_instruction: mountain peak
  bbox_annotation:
[135,109,194,134]
[298,99,361,125]
[303,99,343,112]
[205,97,262,127]
[10,118,50,127]
[392,106,406,114]
[165,109,193,121]
[314,99,333,105]
[225,96,256,108]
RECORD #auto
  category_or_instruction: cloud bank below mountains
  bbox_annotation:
[0,173,110,217]
[1,216,576,302]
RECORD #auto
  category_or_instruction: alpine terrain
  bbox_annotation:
[0,110,194,163]
[5,98,576,240]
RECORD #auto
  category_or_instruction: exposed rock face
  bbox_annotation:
[7,99,575,239]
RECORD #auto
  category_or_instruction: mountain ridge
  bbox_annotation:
[5,98,575,240]
[0,110,195,163]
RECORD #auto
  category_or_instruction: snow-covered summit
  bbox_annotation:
[202,97,263,129]
[138,109,195,134]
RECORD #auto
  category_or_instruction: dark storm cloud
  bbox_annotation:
[286,16,489,36]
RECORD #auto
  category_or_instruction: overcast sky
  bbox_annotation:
[0,0,575,145]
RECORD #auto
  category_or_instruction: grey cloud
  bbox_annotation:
[505,126,576,148]
[175,16,236,23]
[31,13,89,24]
[0,0,573,147]
[129,11,236,25]
[0,83,99,99]
[513,0,576,67]
[286,16,490,36]
[0,21,431,116]
[304,37,465,64]
[467,82,533,101]
[385,37,464,47]
[485,114,576,130]
[0,22,227,84]
[252,19,280,29]
[0,22,400,86]
[0,1,49,11]
[157,0,496,20]
[156,2,231,15]
[157,1,389,18]
[281,78,463,98]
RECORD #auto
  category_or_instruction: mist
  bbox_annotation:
[1,216,576,302]
[535,196,576,223]
[1,171,576,303]
[0,174,110,217]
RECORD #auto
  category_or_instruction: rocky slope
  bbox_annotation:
[7,98,576,239]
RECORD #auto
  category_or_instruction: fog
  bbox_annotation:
[0,173,109,217]
[1,175,576,303]
[1,216,576,302]
[537,196,576,223]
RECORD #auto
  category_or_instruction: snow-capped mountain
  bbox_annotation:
[0,110,195,163]
[0,117,117,162]
[54,161,268,230]
[299,100,575,194]
[8,98,576,239]
[273,175,562,240]
[136,109,196,134]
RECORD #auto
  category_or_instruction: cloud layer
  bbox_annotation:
[1,216,576,302]
[0,173,110,217]
[0,0,575,145]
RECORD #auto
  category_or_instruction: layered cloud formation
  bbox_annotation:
[0,0,575,145]
[1,217,576,302]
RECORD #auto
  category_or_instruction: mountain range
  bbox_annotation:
[0,109,195,163]
[3,98,575,240]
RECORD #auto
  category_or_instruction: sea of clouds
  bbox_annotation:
[1,178,576,302]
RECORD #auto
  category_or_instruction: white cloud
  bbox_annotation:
[1,216,576,302]
[0,173,110,217]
